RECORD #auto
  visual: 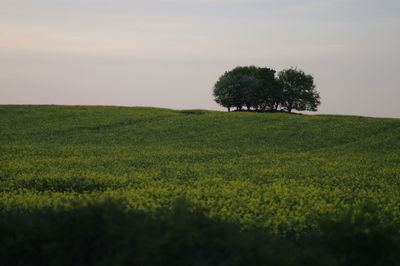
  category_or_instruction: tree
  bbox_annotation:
[241,75,259,111]
[254,67,278,111]
[277,68,320,113]
[213,71,242,112]
[227,66,259,111]
[213,66,320,113]
[213,66,276,111]
[213,74,233,112]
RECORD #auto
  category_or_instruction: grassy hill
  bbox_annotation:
[1,105,399,265]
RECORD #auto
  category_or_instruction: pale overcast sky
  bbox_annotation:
[1,0,399,117]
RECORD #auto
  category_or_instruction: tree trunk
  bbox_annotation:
[228,107,231,112]
[287,101,293,113]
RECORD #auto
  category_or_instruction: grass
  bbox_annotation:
[1,105,399,265]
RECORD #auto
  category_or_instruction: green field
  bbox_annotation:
[1,105,399,265]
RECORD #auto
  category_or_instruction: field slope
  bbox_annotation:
[1,105,400,265]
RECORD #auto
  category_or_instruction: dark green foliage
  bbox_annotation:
[0,199,398,266]
[315,204,400,266]
[213,69,248,111]
[213,66,277,111]
[0,199,293,266]
[0,105,399,265]
[180,110,207,115]
[256,67,280,111]
[278,68,321,113]
[213,66,320,113]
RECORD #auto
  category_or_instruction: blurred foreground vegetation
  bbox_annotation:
[1,105,399,265]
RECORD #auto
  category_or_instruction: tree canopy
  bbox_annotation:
[213,66,320,113]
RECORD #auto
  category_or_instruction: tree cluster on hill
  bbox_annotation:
[213,66,321,113]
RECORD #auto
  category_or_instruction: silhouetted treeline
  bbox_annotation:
[213,66,320,113]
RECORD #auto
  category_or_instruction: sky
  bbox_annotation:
[1,0,399,117]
